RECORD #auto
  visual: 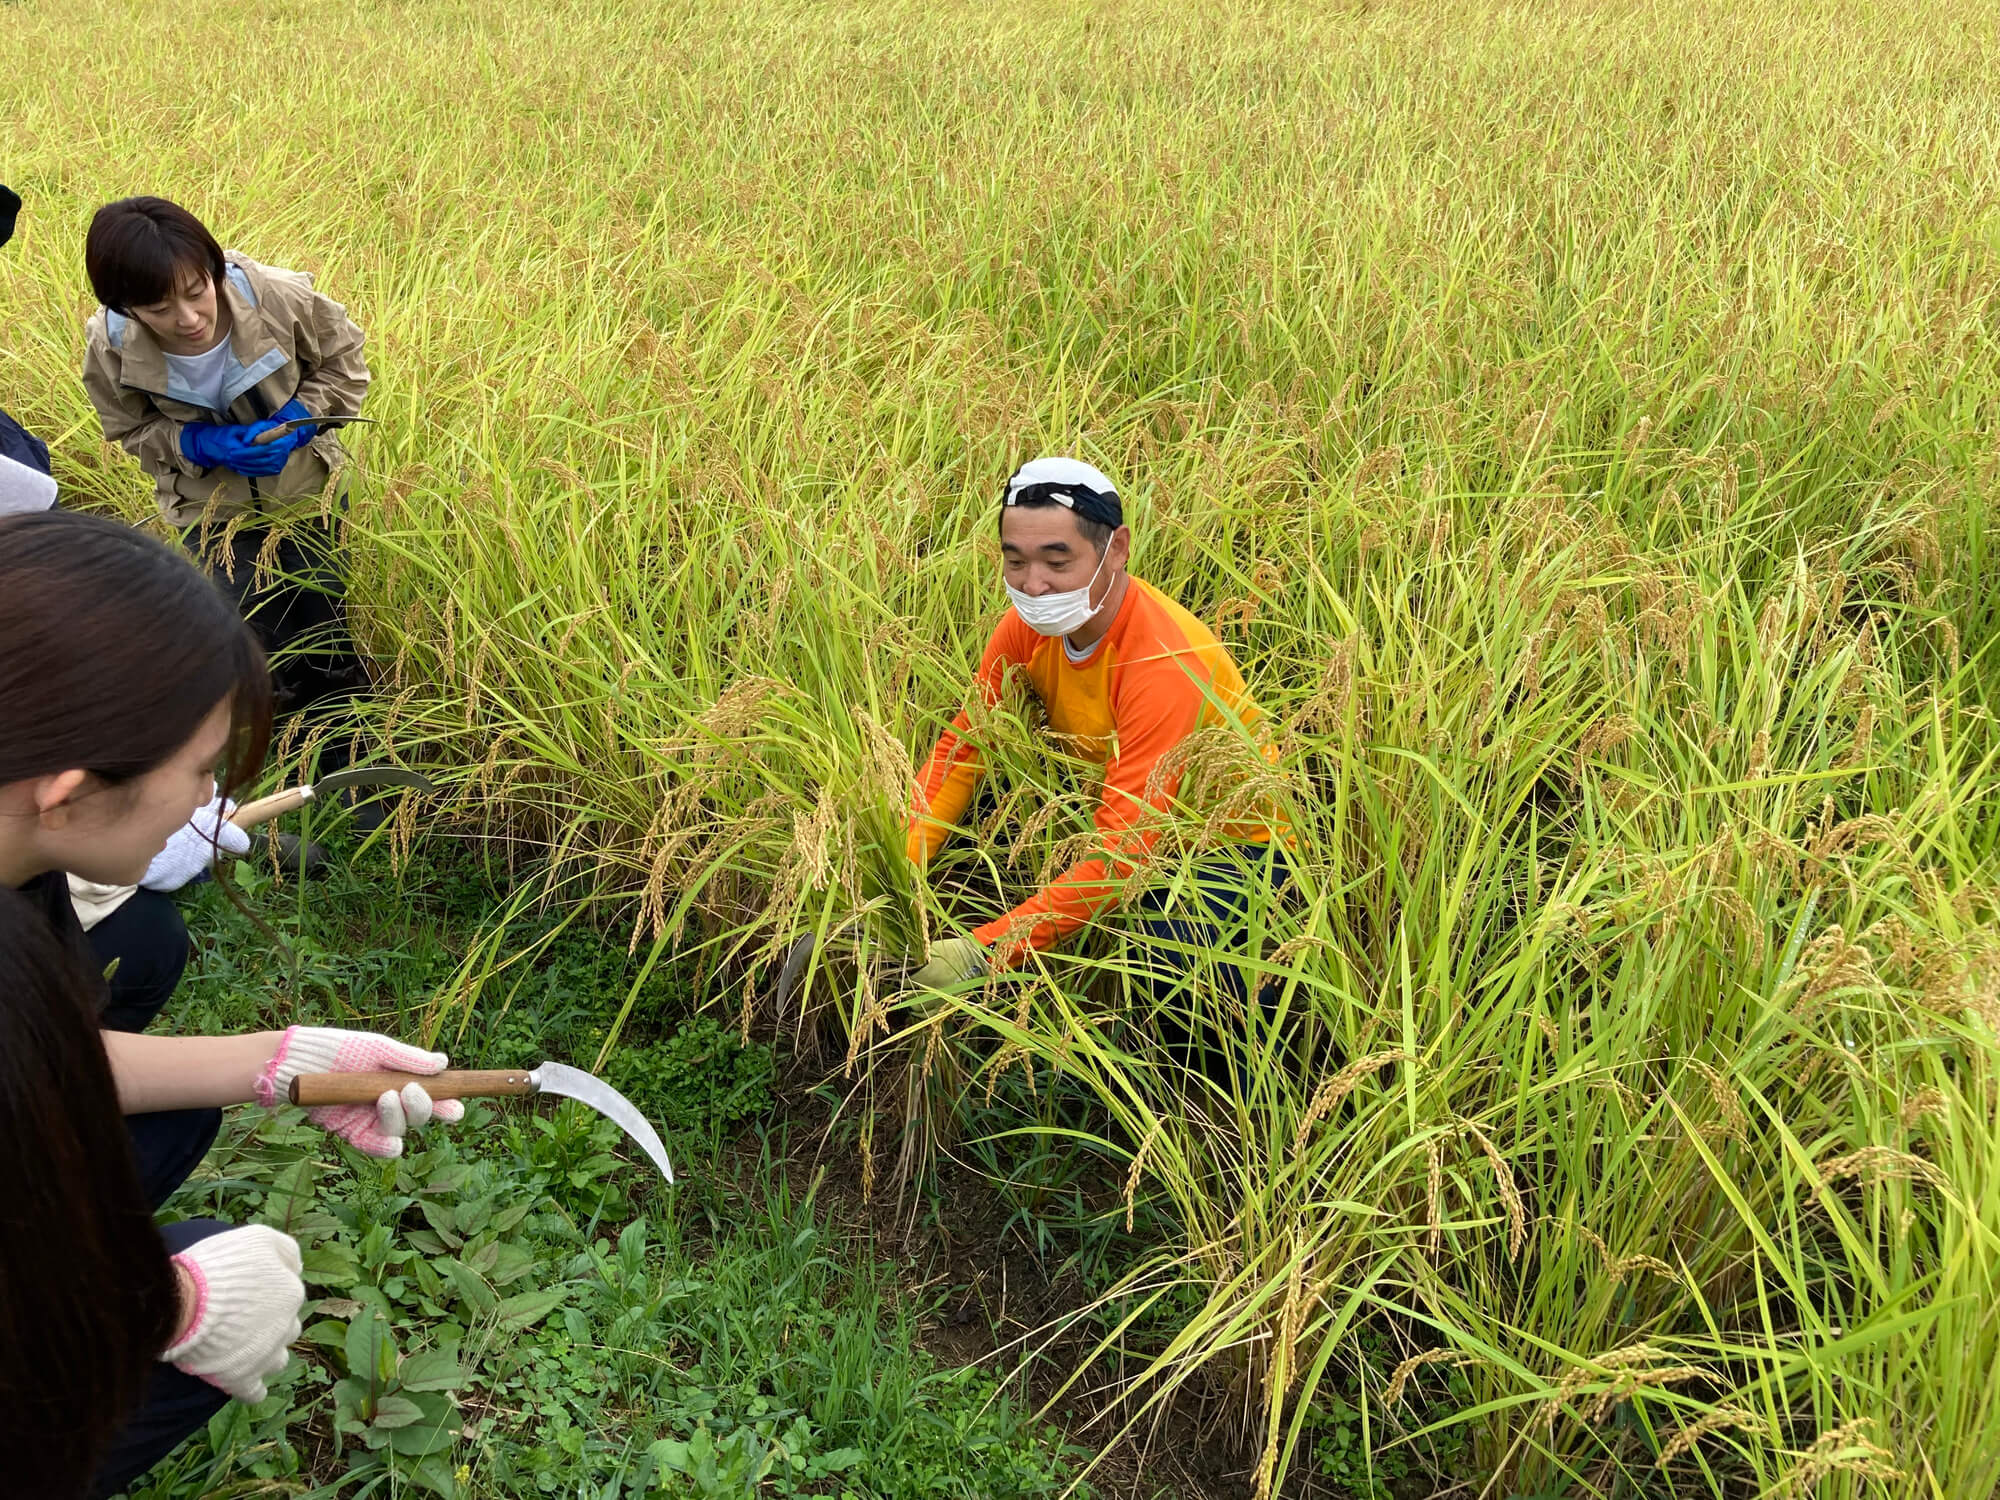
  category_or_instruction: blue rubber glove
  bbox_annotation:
[229,419,296,477]
[225,399,317,477]
[270,397,318,441]
[179,422,291,477]
[179,421,267,473]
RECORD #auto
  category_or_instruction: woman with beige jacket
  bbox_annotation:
[80,196,372,733]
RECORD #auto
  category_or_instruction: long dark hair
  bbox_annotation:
[0,511,275,1490]
[0,510,271,795]
[0,887,181,1495]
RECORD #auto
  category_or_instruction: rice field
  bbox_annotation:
[5,0,1999,1492]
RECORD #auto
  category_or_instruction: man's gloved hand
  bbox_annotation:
[141,794,252,891]
[911,935,991,989]
[255,1026,467,1158]
[162,1225,306,1403]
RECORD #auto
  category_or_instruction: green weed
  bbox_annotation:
[116,861,1087,1499]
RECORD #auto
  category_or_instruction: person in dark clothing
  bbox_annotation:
[67,795,253,1030]
[87,890,194,1033]
[19,867,237,1497]
[1,511,468,1497]
[0,404,56,514]
[0,186,60,519]
[0,887,199,1499]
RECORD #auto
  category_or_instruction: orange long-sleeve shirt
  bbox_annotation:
[907,576,1274,962]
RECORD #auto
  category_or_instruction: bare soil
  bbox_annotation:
[727,1044,1260,1500]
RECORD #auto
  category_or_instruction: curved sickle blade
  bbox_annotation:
[530,1062,675,1184]
[774,932,817,1014]
[313,765,436,796]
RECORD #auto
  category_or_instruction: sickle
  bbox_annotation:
[250,414,377,444]
[289,1061,675,1183]
[229,766,436,830]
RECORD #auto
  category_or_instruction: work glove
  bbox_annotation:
[255,1026,467,1158]
[140,794,252,892]
[162,1225,306,1403]
[179,421,288,477]
[911,934,991,989]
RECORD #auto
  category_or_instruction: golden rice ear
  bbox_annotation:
[1292,1051,1407,1158]
[1459,1121,1526,1263]
[1784,1419,1906,1488]
[1423,1136,1445,1260]
[1655,1406,1763,1468]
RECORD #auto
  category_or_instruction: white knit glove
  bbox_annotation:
[141,795,252,891]
[162,1226,305,1402]
[254,1026,466,1159]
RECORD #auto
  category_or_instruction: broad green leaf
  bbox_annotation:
[331,1375,371,1431]
[398,1349,472,1392]
[386,1391,459,1456]
[370,1393,425,1430]
[487,1241,537,1286]
[302,1318,350,1350]
[284,1209,345,1242]
[345,1311,395,1388]
[402,1451,460,1498]
[416,1201,463,1249]
[454,1196,495,1238]
[411,1255,446,1301]
[301,1242,361,1289]
[494,1287,566,1331]
[416,1166,468,1195]
[489,1199,536,1236]
[441,1258,497,1318]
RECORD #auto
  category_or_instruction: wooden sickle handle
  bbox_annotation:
[289,1068,535,1107]
[230,786,314,831]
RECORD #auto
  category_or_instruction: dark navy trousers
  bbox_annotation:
[1130,842,1290,1081]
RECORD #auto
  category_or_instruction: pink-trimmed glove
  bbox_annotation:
[163,1225,305,1402]
[255,1026,467,1158]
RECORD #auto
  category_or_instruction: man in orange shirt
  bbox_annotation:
[908,457,1284,997]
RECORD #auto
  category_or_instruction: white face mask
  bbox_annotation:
[1006,546,1111,637]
